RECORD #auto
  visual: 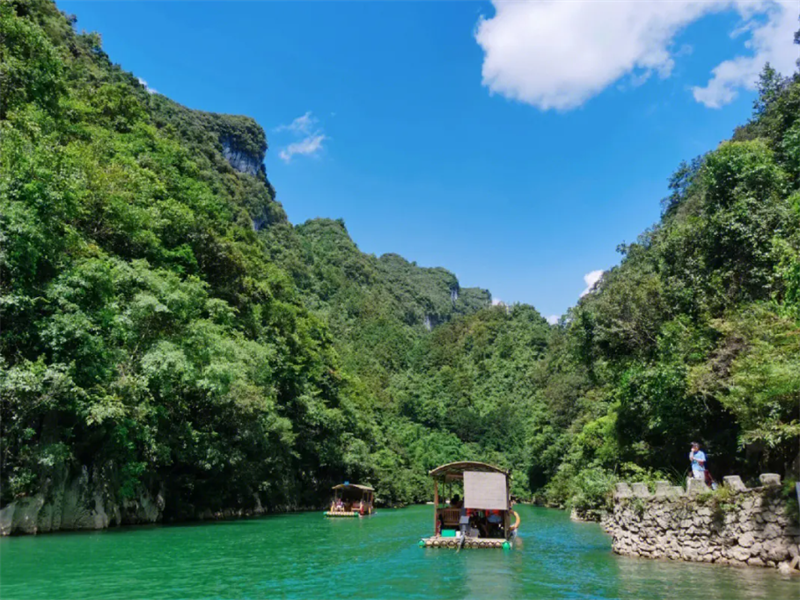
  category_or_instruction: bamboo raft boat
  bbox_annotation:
[419,461,520,549]
[324,483,375,517]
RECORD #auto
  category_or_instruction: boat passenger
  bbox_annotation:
[469,513,485,538]
[487,510,503,537]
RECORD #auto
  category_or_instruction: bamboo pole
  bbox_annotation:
[433,479,439,534]
[504,477,510,539]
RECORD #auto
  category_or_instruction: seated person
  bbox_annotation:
[468,514,484,538]
[487,510,503,537]
[450,494,462,508]
[467,524,480,538]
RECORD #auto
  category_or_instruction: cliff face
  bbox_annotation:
[0,464,164,535]
[221,136,262,176]
[146,93,286,230]
[0,459,322,535]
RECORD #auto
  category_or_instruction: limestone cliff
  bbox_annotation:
[0,461,297,536]
[147,94,287,230]
[0,463,164,535]
[221,136,262,176]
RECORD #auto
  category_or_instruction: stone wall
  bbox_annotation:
[606,473,800,572]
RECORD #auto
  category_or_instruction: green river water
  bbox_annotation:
[0,505,796,600]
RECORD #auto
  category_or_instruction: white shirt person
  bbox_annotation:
[689,443,706,480]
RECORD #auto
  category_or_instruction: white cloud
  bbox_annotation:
[692,1,798,108]
[474,1,798,111]
[546,315,559,325]
[492,297,503,306]
[279,134,327,163]
[276,111,328,163]
[137,77,156,94]
[581,269,605,298]
[275,111,317,134]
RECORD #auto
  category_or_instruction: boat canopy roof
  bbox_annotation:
[331,483,374,492]
[429,461,509,482]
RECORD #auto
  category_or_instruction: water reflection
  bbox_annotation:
[613,553,798,600]
[513,507,797,600]
[462,546,516,600]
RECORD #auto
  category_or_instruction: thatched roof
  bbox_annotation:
[331,483,374,492]
[429,461,509,481]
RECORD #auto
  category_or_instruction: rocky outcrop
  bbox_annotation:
[570,506,608,524]
[0,462,322,536]
[0,464,164,536]
[221,136,262,176]
[607,474,800,572]
[251,214,268,232]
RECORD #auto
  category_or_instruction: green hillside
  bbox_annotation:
[1,0,798,521]
[529,65,800,512]
[0,0,495,515]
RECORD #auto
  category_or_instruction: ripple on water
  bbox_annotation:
[0,505,797,600]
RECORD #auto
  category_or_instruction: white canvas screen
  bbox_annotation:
[463,471,507,510]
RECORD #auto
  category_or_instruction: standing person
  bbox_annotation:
[689,442,707,482]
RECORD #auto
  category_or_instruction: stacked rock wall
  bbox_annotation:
[606,473,800,572]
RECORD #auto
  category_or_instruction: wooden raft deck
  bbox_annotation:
[420,536,511,549]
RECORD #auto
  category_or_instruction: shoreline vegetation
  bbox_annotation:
[1,0,799,566]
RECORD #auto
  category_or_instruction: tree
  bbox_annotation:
[753,63,784,116]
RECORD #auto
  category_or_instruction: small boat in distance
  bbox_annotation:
[324,482,375,517]
[420,461,520,549]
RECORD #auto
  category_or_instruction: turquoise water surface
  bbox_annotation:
[0,505,796,599]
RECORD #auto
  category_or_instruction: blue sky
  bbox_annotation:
[58,1,799,321]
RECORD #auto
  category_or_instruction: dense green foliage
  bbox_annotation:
[0,0,497,512]
[0,0,368,513]
[528,63,800,510]
[2,1,798,518]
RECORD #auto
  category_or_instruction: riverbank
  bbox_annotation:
[0,493,323,537]
[605,474,800,573]
[0,464,327,536]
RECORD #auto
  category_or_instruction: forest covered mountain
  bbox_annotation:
[1,0,798,527]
